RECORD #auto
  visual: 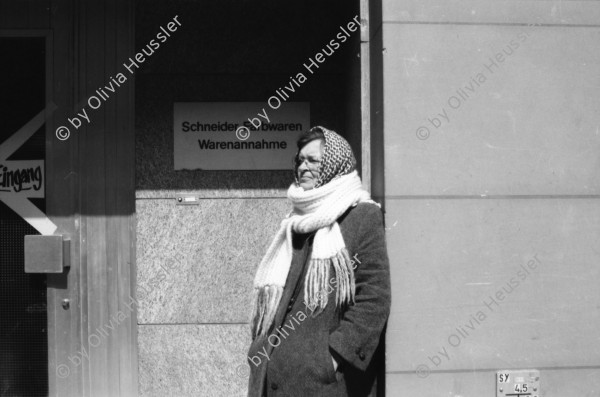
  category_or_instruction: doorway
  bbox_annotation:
[0,36,48,397]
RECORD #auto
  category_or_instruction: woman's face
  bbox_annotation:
[297,139,324,190]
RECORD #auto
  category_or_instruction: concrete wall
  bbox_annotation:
[382,1,600,395]
[134,1,359,396]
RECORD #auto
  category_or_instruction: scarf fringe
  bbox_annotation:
[251,285,283,338]
[303,248,356,317]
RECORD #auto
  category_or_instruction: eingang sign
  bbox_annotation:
[173,102,309,170]
[0,105,56,236]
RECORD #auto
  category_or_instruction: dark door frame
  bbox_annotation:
[48,0,138,396]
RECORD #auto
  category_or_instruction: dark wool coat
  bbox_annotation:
[247,202,391,397]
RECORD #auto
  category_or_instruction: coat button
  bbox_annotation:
[271,382,278,390]
[287,298,295,311]
[359,352,366,360]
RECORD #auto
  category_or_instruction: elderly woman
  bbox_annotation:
[247,126,391,397]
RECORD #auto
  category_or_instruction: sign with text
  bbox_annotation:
[174,102,309,170]
[497,369,540,397]
[0,104,56,236]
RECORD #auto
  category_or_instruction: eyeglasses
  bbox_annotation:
[294,156,322,169]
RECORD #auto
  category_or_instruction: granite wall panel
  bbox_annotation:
[136,198,289,324]
[385,198,600,373]
[383,23,600,196]
[138,324,251,397]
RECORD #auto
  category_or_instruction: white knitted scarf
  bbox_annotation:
[250,170,372,338]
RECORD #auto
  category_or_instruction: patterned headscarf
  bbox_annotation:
[294,126,357,188]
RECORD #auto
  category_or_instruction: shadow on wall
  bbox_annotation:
[135,0,359,193]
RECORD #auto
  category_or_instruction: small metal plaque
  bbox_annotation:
[24,235,70,273]
[497,369,540,397]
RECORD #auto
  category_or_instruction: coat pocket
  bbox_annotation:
[322,333,338,384]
